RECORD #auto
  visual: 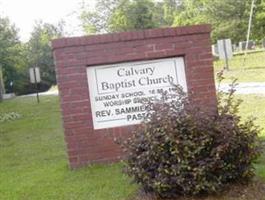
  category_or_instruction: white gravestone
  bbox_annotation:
[217,39,233,60]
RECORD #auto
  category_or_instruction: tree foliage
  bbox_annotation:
[26,21,64,89]
[173,0,208,26]
[109,0,157,32]
[205,0,252,43]
[173,0,265,43]
[253,0,265,41]
[80,0,180,33]
[162,0,180,26]
[0,16,64,95]
[0,16,22,93]
[80,0,122,33]
[80,0,265,43]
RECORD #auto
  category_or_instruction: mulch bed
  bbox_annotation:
[131,178,265,200]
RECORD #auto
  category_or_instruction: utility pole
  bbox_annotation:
[29,37,41,104]
[242,0,256,67]
[0,65,5,102]
[34,66,40,103]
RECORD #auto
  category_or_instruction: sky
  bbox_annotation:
[0,0,95,42]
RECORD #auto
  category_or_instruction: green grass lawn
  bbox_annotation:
[0,95,264,199]
[238,95,265,137]
[238,95,265,181]
[214,51,265,82]
[0,96,136,200]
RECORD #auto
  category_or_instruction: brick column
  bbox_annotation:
[52,24,216,168]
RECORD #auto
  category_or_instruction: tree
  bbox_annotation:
[109,0,157,32]
[162,0,180,26]
[173,0,208,26]
[80,0,123,33]
[26,21,64,90]
[0,16,21,93]
[80,0,179,34]
[205,0,252,43]
[173,0,265,43]
[253,0,265,41]
[80,0,264,42]
[11,44,31,95]
[0,17,64,95]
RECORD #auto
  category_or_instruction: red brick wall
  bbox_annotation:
[52,24,217,169]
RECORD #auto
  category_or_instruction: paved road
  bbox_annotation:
[25,90,59,96]
[12,90,59,98]
[219,82,265,94]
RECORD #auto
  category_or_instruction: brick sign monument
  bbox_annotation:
[52,24,217,168]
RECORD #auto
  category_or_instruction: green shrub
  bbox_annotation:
[122,76,261,198]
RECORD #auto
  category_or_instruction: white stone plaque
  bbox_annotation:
[87,57,187,129]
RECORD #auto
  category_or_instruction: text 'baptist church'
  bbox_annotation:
[87,57,187,129]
